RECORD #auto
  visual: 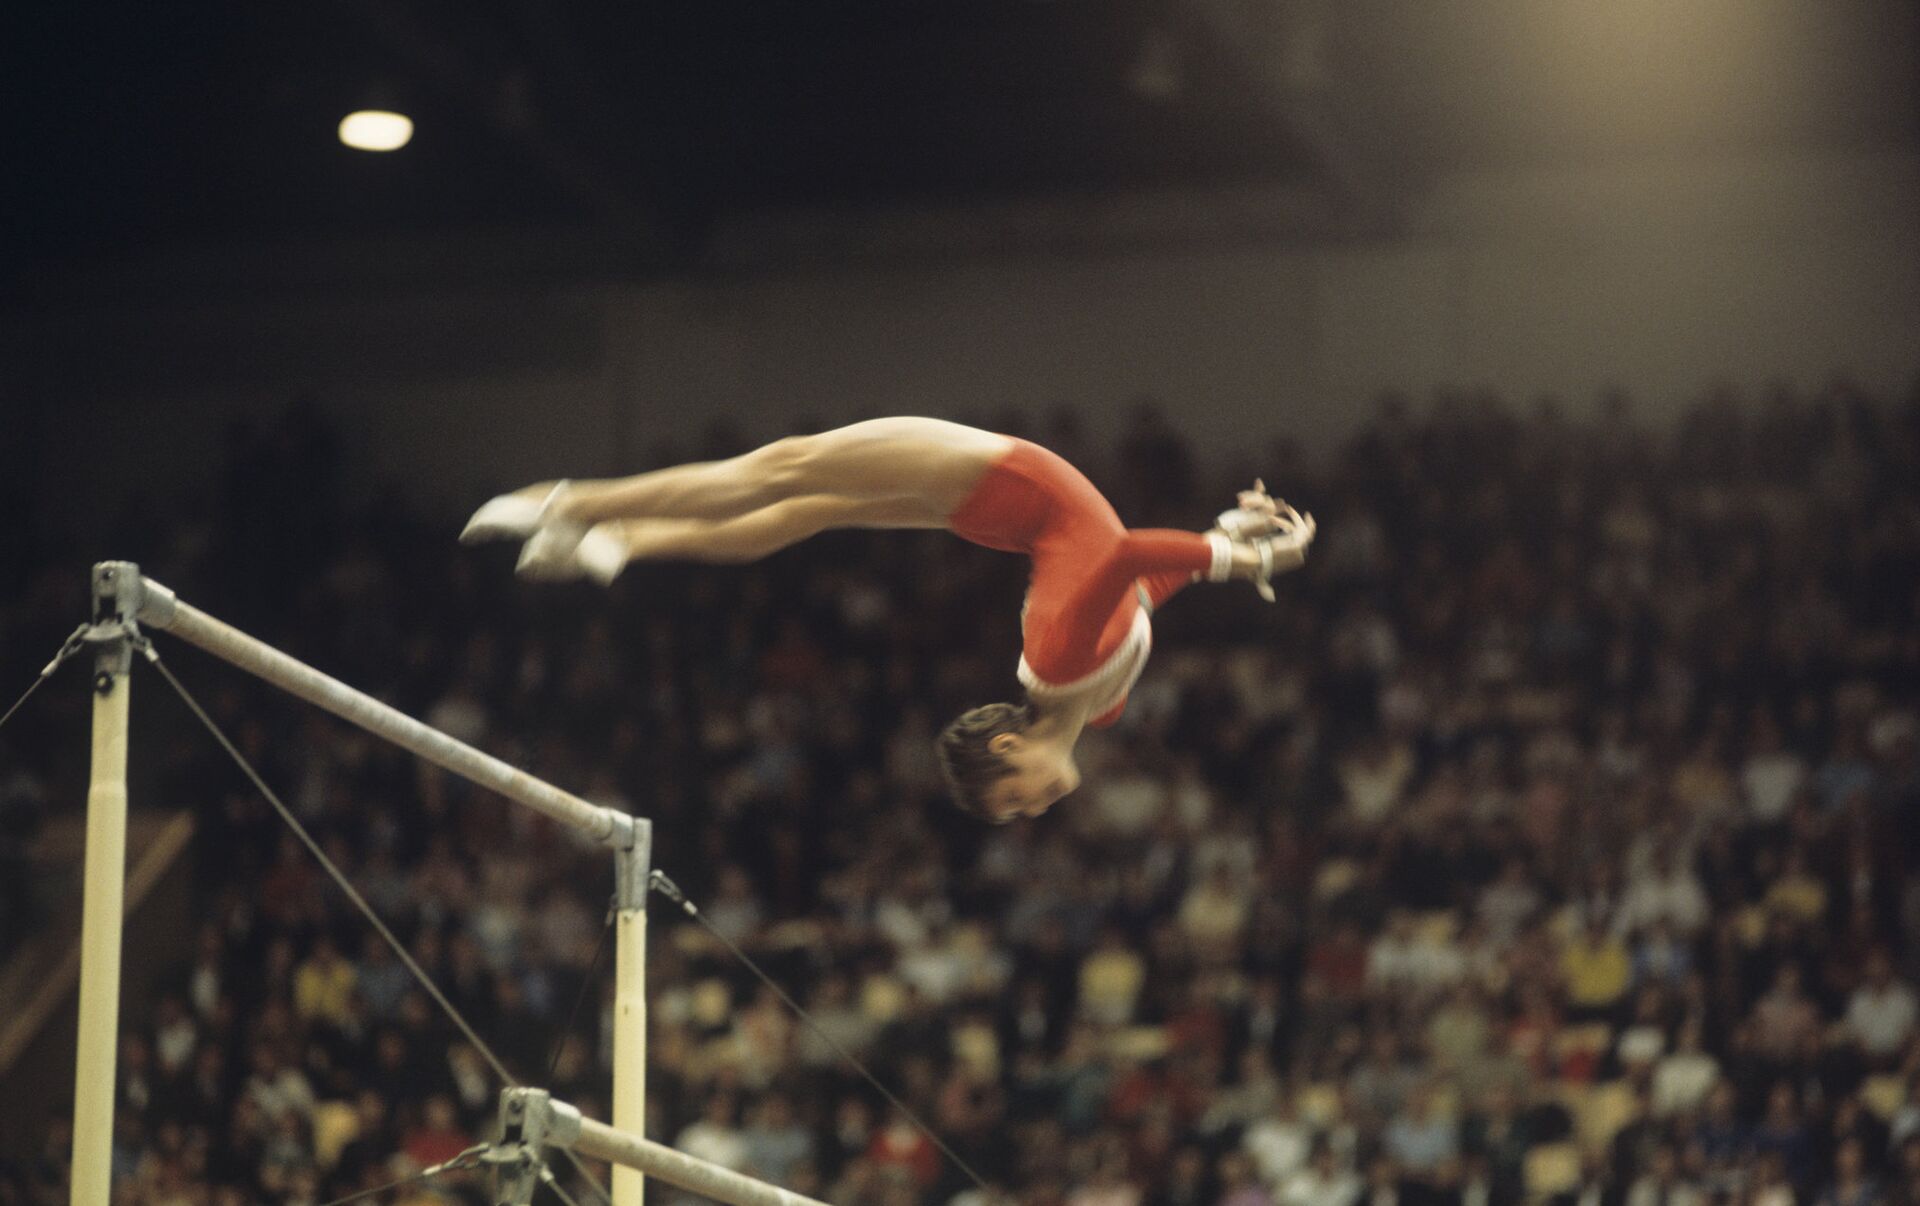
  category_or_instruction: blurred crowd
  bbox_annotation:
[2,379,1919,1206]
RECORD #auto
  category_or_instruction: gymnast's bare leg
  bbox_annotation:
[472,418,1010,527]
[460,417,1015,578]
[593,493,940,564]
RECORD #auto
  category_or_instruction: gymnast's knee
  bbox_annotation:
[749,435,820,493]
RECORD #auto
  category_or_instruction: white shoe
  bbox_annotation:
[576,525,629,586]
[460,481,569,545]
[514,520,628,586]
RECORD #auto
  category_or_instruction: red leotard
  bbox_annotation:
[947,439,1223,727]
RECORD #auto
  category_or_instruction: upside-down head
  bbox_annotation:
[936,700,1080,824]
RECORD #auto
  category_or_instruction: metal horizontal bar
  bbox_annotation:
[573,1116,831,1206]
[123,566,623,846]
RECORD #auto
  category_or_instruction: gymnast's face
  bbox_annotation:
[983,731,1081,823]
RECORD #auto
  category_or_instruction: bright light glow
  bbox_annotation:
[338,110,414,152]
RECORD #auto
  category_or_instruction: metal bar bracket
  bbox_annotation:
[611,815,652,912]
[490,1088,583,1205]
[86,561,145,683]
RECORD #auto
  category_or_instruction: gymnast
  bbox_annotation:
[461,417,1313,824]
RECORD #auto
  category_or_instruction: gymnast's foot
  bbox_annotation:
[514,520,629,586]
[460,481,569,545]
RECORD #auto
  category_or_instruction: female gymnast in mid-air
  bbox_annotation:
[461,417,1314,824]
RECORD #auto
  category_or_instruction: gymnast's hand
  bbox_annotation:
[1216,479,1295,538]
[1265,505,1316,571]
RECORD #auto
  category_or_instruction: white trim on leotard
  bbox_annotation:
[1017,603,1153,718]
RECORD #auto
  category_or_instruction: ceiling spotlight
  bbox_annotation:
[338,109,414,152]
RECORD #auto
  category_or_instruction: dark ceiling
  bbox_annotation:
[5,0,1320,279]
[8,0,1915,287]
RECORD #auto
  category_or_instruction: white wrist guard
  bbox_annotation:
[1205,531,1234,583]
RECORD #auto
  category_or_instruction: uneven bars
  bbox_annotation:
[501,1090,833,1206]
[577,1118,830,1206]
[113,565,653,1204]
[124,569,624,846]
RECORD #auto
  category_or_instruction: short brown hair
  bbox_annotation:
[936,701,1035,819]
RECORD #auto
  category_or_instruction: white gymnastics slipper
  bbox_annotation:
[460,480,568,545]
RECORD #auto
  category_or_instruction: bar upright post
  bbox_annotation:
[70,562,140,1206]
[611,818,652,1206]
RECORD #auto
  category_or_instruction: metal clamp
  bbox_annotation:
[86,561,148,687]
[491,1088,584,1205]
[648,869,694,915]
[612,815,653,912]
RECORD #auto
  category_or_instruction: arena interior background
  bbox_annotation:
[2,1,1919,1204]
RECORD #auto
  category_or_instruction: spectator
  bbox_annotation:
[1212,1151,1273,1206]
[741,1092,816,1186]
[1752,1082,1816,1193]
[241,1041,315,1129]
[1766,847,1832,925]
[1618,848,1712,940]
[1277,1142,1361,1206]
[1177,865,1251,965]
[1623,1144,1705,1206]
[676,1093,749,1176]
[398,1094,467,1170]
[1561,914,1632,1020]
[1241,1088,1313,1189]
[1813,1137,1880,1206]
[1079,927,1148,1026]
[1743,713,1809,827]
[1475,857,1541,944]
[1814,730,1879,814]
[1381,1081,1459,1187]
[1067,1140,1141,1206]
[1652,1018,1721,1118]
[867,1108,941,1190]
[1750,965,1824,1066]
[1846,949,1919,1064]
[292,935,357,1029]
